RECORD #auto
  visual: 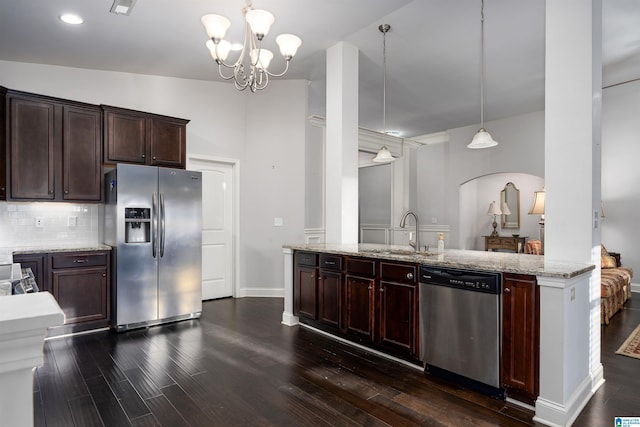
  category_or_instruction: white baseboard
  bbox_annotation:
[631,283,640,293]
[236,288,284,298]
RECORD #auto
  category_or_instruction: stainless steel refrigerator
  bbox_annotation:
[104,163,202,331]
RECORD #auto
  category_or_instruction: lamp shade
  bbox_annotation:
[528,189,545,215]
[201,14,231,40]
[245,9,274,38]
[468,128,498,149]
[487,201,502,216]
[372,146,394,163]
[206,39,231,61]
[250,49,273,70]
[276,34,302,58]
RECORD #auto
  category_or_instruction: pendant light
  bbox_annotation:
[373,24,395,163]
[467,0,498,149]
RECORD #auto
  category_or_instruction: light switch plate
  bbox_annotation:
[35,217,44,228]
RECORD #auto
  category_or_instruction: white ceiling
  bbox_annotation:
[0,0,638,138]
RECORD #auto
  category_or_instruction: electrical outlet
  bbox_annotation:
[432,217,438,224]
[570,287,576,301]
[68,216,77,227]
[274,217,283,227]
[35,217,44,228]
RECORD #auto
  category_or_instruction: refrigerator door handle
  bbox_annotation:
[160,192,166,258]
[152,192,158,258]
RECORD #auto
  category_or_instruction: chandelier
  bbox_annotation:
[201,0,302,92]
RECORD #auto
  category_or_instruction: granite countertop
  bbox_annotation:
[284,243,595,279]
[11,245,112,255]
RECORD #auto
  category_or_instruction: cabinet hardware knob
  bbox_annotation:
[153,156,156,160]
[380,288,385,292]
[102,273,106,277]
[142,154,146,158]
[64,190,69,194]
[74,259,87,263]
[310,275,315,279]
[368,286,373,290]
[406,272,414,280]
[504,288,511,294]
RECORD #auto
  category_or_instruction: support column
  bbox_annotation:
[325,42,359,244]
[536,1,603,425]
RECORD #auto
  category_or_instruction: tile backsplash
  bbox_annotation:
[0,202,100,249]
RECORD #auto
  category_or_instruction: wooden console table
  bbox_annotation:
[484,236,527,253]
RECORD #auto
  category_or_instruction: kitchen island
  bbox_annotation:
[282,243,598,427]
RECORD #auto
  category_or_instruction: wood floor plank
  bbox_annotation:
[111,379,152,419]
[85,375,132,427]
[144,394,189,427]
[68,395,105,427]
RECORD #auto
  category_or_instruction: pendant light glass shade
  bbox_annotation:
[468,128,498,149]
[372,146,394,163]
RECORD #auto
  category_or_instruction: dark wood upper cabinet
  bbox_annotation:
[8,95,56,200]
[102,105,188,169]
[63,105,102,201]
[3,89,102,202]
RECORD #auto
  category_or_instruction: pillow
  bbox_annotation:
[601,244,617,268]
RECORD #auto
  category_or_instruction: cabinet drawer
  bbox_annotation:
[51,252,107,269]
[295,251,318,267]
[319,254,342,271]
[380,262,417,284]
[346,257,376,277]
[486,237,501,246]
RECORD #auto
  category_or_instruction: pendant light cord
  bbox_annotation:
[480,0,485,128]
[381,25,388,135]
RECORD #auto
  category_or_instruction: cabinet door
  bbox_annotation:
[63,105,102,201]
[345,275,375,341]
[318,269,342,329]
[149,117,187,168]
[104,109,147,164]
[502,273,539,402]
[294,265,317,319]
[9,96,55,199]
[379,280,417,355]
[12,253,47,292]
[52,267,108,324]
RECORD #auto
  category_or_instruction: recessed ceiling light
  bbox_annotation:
[60,14,83,25]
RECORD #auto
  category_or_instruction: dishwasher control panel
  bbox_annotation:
[419,266,500,294]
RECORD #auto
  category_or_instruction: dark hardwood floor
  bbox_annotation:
[34,296,639,427]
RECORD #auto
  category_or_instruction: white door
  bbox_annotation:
[188,158,234,300]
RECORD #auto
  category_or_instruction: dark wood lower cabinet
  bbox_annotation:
[294,252,419,363]
[345,274,375,340]
[13,250,111,336]
[501,272,540,404]
[318,269,342,329]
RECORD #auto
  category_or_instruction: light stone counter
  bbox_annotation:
[11,244,112,255]
[283,243,594,278]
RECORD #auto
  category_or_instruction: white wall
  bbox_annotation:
[0,60,308,296]
[416,111,545,249]
[240,79,308,296]
[602,79,640,280]
[359,164,392,226]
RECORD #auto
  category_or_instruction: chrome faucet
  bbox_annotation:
[399,211,420,252]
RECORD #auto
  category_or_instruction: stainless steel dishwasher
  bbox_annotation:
[419,266,503,397]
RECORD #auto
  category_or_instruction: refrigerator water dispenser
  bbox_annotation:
[125,208,150,243]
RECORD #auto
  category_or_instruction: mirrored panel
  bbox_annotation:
[501,182,520,229]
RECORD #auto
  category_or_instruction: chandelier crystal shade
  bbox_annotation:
[468,0,498,149]
[201,0,301,92]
